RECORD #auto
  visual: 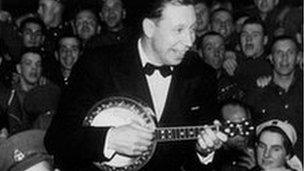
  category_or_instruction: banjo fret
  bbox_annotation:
[155,126,205,142]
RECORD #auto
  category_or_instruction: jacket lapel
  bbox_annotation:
[109,43,155,112]
[158,65,191,126]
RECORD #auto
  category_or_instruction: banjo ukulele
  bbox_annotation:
[83,96,254,171]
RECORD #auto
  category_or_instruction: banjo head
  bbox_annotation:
[83,96,157,171]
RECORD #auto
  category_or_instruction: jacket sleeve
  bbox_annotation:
[44,50,115,163]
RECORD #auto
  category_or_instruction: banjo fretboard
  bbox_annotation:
[155,126,216,142]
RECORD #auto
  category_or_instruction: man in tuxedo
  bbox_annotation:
[44,0,223,170]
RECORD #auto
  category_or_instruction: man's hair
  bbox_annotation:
[193,0,209,6]
[19,17,46,35]
[100,0,125,10]
[210,7,233,22]
[18,47,43,64]
[210,0,233,12]
[197,31,223,50]
[271,35,299,54]
[57,33,82,52]
[143,0,194,20]
[241,17,267,36]
[257,126,294,157]
[220,99,252,120]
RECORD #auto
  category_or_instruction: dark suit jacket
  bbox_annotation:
[44,40,218,171]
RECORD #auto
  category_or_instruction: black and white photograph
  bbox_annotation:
[0,0,302,170]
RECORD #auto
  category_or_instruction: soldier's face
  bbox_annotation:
[257,131,288,170]
[37,0,57,26]
[22,23,44,48]
[75,10,98,41]
[17,52,42,85]
[59,37,80,70]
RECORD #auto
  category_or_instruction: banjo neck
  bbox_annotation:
[155,125,216,142]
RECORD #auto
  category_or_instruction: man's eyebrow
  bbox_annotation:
[271,144,283,149]
[257,140,266,146]
[252,31,262,34]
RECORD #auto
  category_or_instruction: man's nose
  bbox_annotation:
[263,148,271,158]
[82,21,90,27]
[215,50,222,58]
[30,33,37,40]
[281,53,289,64]
[246,35,253,42]
[66,49,73,56]
[220,22,227,29]
[31,64,38,70]
[182,31,195,47]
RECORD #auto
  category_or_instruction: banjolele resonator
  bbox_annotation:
[83,96,254,171]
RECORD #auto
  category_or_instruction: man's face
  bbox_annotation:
[22,23,44,48]
[75,10,98,41]
[257,131,288,170]
[194,3,209,35]
[254,0,278,13]
[202,35,225,70]
[37,0,56,26]
[211,10,233,39]
[18,52,42,85]
[59,37,80,70]
[101,0,125,29]
[272,40,298,76]
[222,105,249,149]
[147,4,196,66]
[240,23,266,58]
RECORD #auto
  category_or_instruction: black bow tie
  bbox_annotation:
[143,63,172,77]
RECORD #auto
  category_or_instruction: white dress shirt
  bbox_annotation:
[138,38,172,121]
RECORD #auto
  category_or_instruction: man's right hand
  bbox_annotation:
[107,122,154,156]
[223,58,237,76]
[256,76,272,88]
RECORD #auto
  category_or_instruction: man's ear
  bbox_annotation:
[55,51,59,61]
[97,25,101,34]
[143,18,156,38]
[263,35,268,46]
[122,9,126,20]
[71,20,77,35]
[269,54,274,64]
[296,51,302,64]
[16,64,21,74]
[285,154,291,162]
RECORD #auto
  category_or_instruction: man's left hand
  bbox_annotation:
[196,120,228,156]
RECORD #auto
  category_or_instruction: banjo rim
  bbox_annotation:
[83,96,157,171]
